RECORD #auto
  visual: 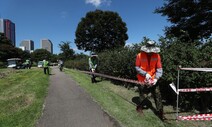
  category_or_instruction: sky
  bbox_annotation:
[0,0,170,54]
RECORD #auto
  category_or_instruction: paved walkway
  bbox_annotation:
[36,66,120,127]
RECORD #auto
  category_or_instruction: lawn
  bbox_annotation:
[65,68,212,127]
[0,68,49,127]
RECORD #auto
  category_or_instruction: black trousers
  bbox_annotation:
[90,69,96,83]
[138,85,163,112]
[44,67,49,74]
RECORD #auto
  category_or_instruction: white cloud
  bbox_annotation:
[125,42,133,47]
[60,11,68,19]
[85,0,111,7]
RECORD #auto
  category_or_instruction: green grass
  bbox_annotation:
[65,69,212,127]
[0,68,49,127]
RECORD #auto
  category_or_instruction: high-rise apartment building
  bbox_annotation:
[0,19,16,46]
[20,40,34,52]
[41,39,53,54]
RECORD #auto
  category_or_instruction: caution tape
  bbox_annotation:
[178,87,212,92]
[178,114,212,121]
[180,68,212,72]
[169,83,212,94]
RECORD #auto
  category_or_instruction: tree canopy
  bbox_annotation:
[75,9,128,53]
[0,33,12,46]
[58,41,75,61]
[0,33,25,62]
[31,49,51,63]
[155,0,212,42]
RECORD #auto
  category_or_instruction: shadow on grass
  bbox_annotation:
[132,97,158,114]
[132,96,179,121]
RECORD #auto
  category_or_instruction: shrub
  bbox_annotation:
[65,57,89,71]
[159,38,212,111]
[0,61,7,68]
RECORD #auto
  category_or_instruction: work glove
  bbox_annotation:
[145,73,151,80]
[152,79,158,86]
[91,69,95,72]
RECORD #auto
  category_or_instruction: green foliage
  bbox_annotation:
[0,61,6,68]
[65,54,89,70]
[98,47,137,80]
[0,33,12,46]
[50,54,59,62]
[155,0,212,42]
[0,33,29,62]
[31,49,51,63]
[159,37,212,111]
[75,9,128,53]
[0,44,25,62]
[58,41,75,61]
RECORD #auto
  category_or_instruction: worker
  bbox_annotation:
[135,40,165,120]
[43,59,49,75]
[89,53,99,83]
[25,59,30,69]
[58,59,64,71]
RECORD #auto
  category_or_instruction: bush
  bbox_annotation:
[98,47,138,80]
[159,38,212,111]
[65,57,89,71]
[0,61,6,68]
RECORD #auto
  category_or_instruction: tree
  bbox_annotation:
[75,9,128,53]
[155,0,212,42]
[31,49,51,63]
[58,41,75,61]
[50,54,59,63]
[0,45,19,62]
[0,33,12,46]
[0,33,22,62]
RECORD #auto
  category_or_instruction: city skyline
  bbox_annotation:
[41,39,53,54]
[20,39,34,53]
[0,0,170,54]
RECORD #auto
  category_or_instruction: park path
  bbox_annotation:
[36,66,121,127]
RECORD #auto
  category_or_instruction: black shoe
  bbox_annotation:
[158,111,166,121]
[94,79,97,83]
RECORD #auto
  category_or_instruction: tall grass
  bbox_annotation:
[0,68,49,127]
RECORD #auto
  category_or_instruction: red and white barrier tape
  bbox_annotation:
[178,114,212,121]
[180,68,212,72]
[178,117,212,121]
[169,83,212,94]
[178,87,212,92]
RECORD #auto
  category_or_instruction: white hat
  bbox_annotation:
[140,40,160,53]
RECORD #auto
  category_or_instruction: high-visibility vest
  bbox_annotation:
[26,59,30,64]
[136,52,162,82]
[43,61,49,68]
[89,57,98,69]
